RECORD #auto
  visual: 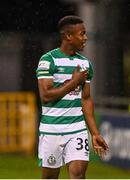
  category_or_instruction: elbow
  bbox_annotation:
[41,95,51,104]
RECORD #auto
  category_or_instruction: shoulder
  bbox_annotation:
[76,52,93,66]
[37,49,59,71]
[40,48,58,62]
[76,52,87,60]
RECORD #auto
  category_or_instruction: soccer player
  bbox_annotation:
[36,15,108,179]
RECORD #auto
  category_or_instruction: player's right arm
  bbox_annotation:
[38,73,83,104]
[36,54,87,104]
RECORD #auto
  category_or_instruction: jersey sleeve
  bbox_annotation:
[86,61,94,83]
[36,53,55,79]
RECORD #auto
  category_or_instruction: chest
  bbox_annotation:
[53,58,89,83]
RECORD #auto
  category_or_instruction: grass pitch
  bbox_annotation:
[0,154,130,179]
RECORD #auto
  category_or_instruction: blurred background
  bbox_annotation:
[0,0,130,178]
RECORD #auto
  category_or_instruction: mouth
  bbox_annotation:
[80,42,86,49]
[82,42,86,47]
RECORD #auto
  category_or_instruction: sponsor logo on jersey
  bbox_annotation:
[47,154,56,165]
[69,86,80,96]
[38,61,50,70]
[64,80,80,95]
[57,67,64,72]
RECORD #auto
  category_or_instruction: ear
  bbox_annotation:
[66,33,72,41]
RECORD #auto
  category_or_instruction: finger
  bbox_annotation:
[101,149,108,159]
[93,146,101,155]
[101,141,109,150]
[100,146,108,157]
[77,65,80,71]
[97,148,103,157]
[81,69,87,73]
[93,147,97,155]
[97,136,109,150]
[81,70,88,78]
[100,148,106,158]
[94,145,106,157]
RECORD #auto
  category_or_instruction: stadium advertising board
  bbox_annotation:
[99,113,130,169]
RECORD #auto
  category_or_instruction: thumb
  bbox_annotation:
[76,65,80,72]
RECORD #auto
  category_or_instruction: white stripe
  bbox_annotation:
[62,92,81,100]
[38,71,49,74]
[38,75,90,82]
[42,107,82,116]
[54,58,89,67]
[39,120,86,133]
[54,74,71,83]
[38,76,53,79]
[86,80,90,83]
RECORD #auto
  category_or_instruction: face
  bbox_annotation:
[68,23,88,51]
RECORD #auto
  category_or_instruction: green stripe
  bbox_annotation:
[36,73,51,77]
[38,158,42,167]
[39,128,87,135]
[43,99,81,108]
[41,115,84,124]
[56,66,75,74]
[53,82,63,87]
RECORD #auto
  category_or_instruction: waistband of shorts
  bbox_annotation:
[39,128,87,136]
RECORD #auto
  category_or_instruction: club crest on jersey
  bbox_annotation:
[80,64,89,72]
[47,154,56,165]
[38,61,50,70]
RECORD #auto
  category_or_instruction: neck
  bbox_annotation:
[60,42,76,56]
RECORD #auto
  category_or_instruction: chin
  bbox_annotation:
[75,46,84,52]
[78,47,84,52]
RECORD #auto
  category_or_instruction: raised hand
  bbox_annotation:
[72,65,88,85]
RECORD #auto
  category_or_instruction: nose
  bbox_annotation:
[84,34,88,41]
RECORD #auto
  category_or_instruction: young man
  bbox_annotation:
[36,15,108,179]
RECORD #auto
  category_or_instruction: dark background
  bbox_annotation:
[0,0,77,32]
[0,0,129,33]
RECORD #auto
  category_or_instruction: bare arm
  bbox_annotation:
[38,66,87,104]
[81,83,99,135]
[81,83,108,157]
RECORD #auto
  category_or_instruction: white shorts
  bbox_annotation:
[38,131,89,168]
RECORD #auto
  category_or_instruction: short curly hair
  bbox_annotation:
[58,15,83,32]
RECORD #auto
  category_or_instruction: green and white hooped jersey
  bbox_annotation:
[36,48,93,135]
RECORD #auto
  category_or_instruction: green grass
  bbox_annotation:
[0,154,130,179]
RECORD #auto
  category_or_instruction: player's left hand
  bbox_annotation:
[92,134,109,158]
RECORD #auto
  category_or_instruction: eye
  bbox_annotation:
[80,31,86,36]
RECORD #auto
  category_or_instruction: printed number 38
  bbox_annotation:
[76,138,89,151]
